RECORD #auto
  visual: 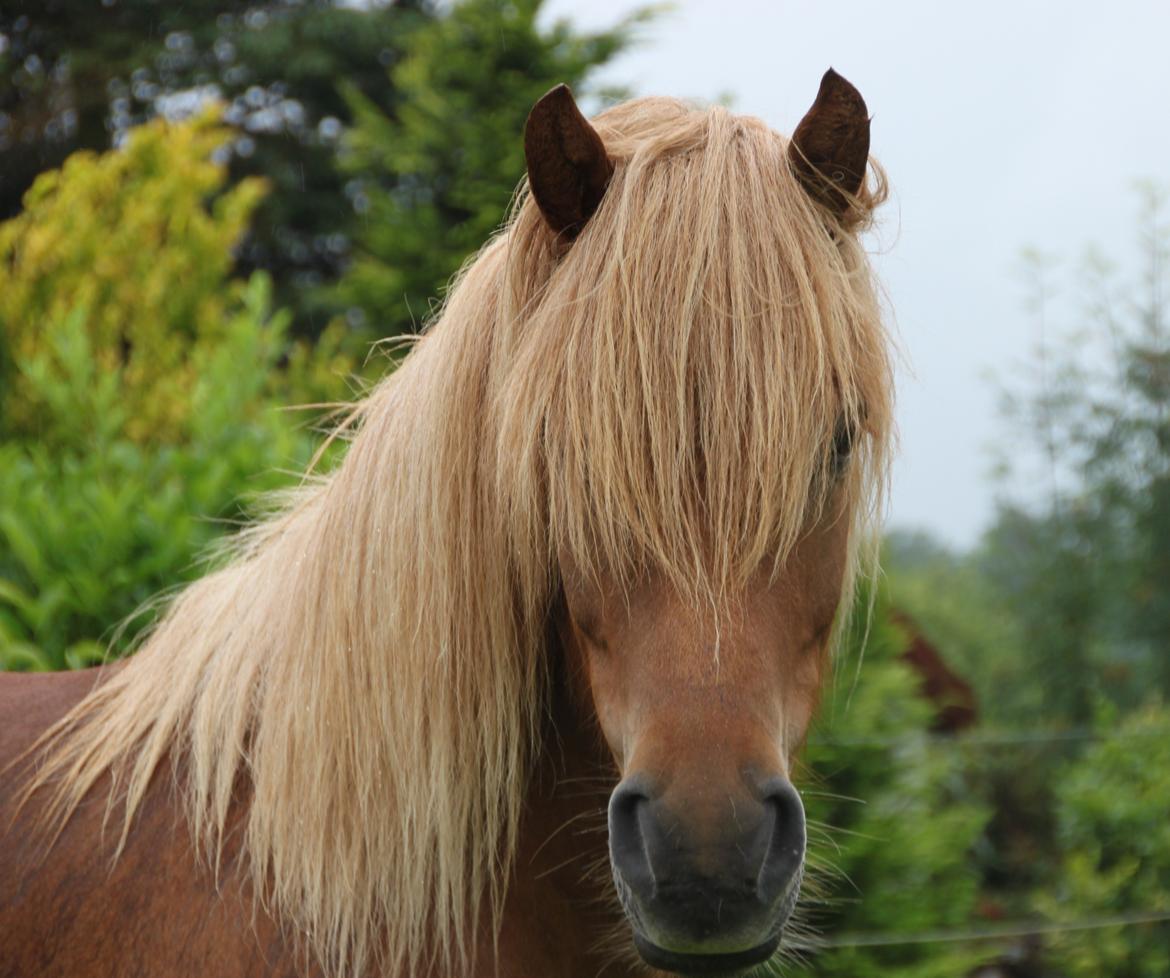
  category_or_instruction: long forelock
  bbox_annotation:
[497,97,892,603]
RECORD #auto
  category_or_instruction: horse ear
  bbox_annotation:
[788,69,871,217]
[524,84,614,239]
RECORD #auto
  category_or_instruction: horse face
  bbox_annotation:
[559,490,851,974]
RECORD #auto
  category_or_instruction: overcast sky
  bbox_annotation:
[541,0,1170,548]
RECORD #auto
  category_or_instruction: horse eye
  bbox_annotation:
[831,421,856,476]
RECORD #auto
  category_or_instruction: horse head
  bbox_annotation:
[527,72,875,973]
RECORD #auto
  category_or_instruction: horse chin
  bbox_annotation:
[631,933,781,976]
[616,866,802,977]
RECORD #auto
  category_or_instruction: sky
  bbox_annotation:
[541,0,1170,548]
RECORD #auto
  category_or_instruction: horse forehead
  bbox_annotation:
[624,573,798,637]
[619,582,832,691]
[629,608,787,683]
[645,645,771,690]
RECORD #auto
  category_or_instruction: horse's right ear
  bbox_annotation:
[524,84,614,240]
[788,69,871,218]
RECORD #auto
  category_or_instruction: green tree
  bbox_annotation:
[977,505,1101,722]
[335,0,650,338]
[884,528,1036,727]
[1,1,435,333]
[2,0,186,212]
[1,0,255,216]
[156,1,436,333]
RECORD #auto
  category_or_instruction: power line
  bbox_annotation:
[808,725,1169,750]
[795,909,1170,950]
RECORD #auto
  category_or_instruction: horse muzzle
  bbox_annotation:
[608,774,806,975]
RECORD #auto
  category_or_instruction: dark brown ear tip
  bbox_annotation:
[817,68,867,114]
[542,83,573,107]
[527,85,567,129]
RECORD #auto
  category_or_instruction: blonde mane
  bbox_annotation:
[29,97,893,978]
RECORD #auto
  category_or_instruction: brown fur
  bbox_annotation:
[0,665,631,978]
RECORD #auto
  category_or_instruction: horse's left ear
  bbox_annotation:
[524,84,614,239]
[788,69,871,217]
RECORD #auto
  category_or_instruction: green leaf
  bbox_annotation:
[64,640,108,671]
[0,640,53,672]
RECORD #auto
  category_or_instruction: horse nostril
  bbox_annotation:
[756,776,807,905]
[608,777,655,896]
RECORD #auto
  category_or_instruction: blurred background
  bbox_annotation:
[1,1,1167,975]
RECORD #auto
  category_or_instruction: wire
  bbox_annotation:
[793,909,1170,949]
[807,725,1170,750]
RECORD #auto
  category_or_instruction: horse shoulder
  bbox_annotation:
[0,669,308,978]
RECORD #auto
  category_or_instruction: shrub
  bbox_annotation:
[0,111,272,444]
[334,0,649,338]
[1039,702,1170,978]
[0,275,321,671]
[0,115,349,671]
[785,588,989,978]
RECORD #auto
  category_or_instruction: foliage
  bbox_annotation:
[1039,702,1170,978]
[3,1,653,338]
[879,185,1170,971]
[781,585,989,978]
[0,0,435,332]
[1,0,214,216]
[1,0,267,216]
[988,186,1170,717]
[0,111,267,442]
[884,529,1036,726]
[335,0,651,338]
[0,117,343,672]
[883,532,1076,905]
[895,185,1170,731]
[0,277,315,672]
[168,0,436,332]
[0,109,353,443]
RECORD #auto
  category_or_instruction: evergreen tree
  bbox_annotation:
[1,1,435,333]
[335,0,650,338]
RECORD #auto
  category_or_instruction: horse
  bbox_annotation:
[0,70,892,978]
